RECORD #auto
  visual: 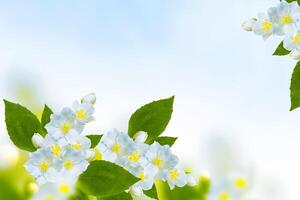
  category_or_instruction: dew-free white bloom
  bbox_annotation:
[46,107,84,144]
[283,30,300,50]
[72,101,95,123]
[252,13,278,39]
[241,18,257,31]
[125,142,148,171]
[25,147,60,184]
[166,166,187,189]
[133,131,148,143]
[268,1,300,34]
[290,49,300,59]
[144,142,179,180]
[32,133,45,148]
[32,183,66,200]
[43,134,67,158]
[130,165,157,191]
[68,134,91,154]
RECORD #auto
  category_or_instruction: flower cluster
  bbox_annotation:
[25,94,196,199]
[242,1,300,59]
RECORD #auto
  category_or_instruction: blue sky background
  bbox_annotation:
[0,0,298,199]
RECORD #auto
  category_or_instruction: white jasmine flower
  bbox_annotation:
[144,142,179,180]
[25,147,59,184]
[32,133,45,148]
[59,148,89,176]
[125,142,149,171]
[44,134,66,158]
[268,1,300,34]
[32,183,66,200]
[46,107,84,145]
[68,134,91,153]
[54,174,77,198]
[166,166,187,190]
[133,131,148,143]
[283,30,300,50]
[241,18,257,31]
[99,129,133,166]
[252,13,278,39]
[290,49,300,59]
[72,101,95,123]
[131,166,157,191]
[81,93,96,105]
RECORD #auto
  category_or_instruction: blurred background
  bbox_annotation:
[0,0,298,199]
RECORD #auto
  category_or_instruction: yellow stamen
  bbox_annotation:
[50,144,61,157]
[71,143,82,151]
[280,15,293,24]
[218,192,230,200]
[111,144,121,153]
[152,156,163,167]
[139,172,146,180]
[261,21,273,32]
[234,178,248,189]
[64,160,74,170]
[292,34,300,44]
[58,183,70,194]
[60,123,71,134]
[39,161,49,172]
[93,149,103,160]
[76,109,87,120]
[169,169,179,181]
[128,151,141,162]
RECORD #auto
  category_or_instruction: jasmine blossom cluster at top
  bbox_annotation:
[26,93,96,200]
[242,1,300,59]
[26,93,197,199]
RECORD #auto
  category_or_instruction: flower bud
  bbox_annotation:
[185,169,197,186]
[241,18,256,31]
[32,133,44,148]
[290,49,300,60]
[85,149,96,161]
[81,93,96,105]
[133,131,148,143]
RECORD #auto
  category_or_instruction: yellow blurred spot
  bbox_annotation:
[139,172,145,180]
[218,192,230,200]
[128,151,141,162]
[27,182,39,194]
[184,168,192,174]
[169,169,179,181]
[93,149,103,160]
[40,161,49,172]
[60,123,71,134]
[76,109,87,119]
[64,160,74,170]
[71,143,82,151]
[44,196,55,200]
[50,144,61,157]
[58,183,70,194]
[261,21,272,32]
[111,144,121,153]
[234,178,248,189]
[153,156,163,167]
[280,15,293,24]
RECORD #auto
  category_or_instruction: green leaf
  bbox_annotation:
[41,104,53,127]
[290,61,300,111]
[144,185,158,199]
[155,136,177,147]
[128,96,174,143]
[68,189,89,200]
[86,135,103,148]
[78,160,139,197]
[4,100,44,151]
[100,192,132,200]
[273,42,290,56]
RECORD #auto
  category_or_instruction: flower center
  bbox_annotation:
[64,160,74,170]
[152,156,163,167]
[76,109,87,119]
[169,169,179,181]
[234,178,248,189]
[292,34,300,44]
[39,161,49,172]
[58,183,71,194]
[60,123,71,134]
[139,172,146,180]
[218,192,230,200]
[280,15,293,24]
[71,143,82,151]
[50,144,61,157]
[128,151,141,162]
[261,21,272,32]
[111,144,121,153]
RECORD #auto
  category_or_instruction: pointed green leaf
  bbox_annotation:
[78,161,139,197]
[86,135,103,148]
[68,189,89,200]
[41,104,53,127]
[4,100,43,151]
[273,42,290,56]
[128,96,174,143]
[144,185,158,199]
[101,192,132,200]
[290,61,300,111]
[155,136,177,147]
